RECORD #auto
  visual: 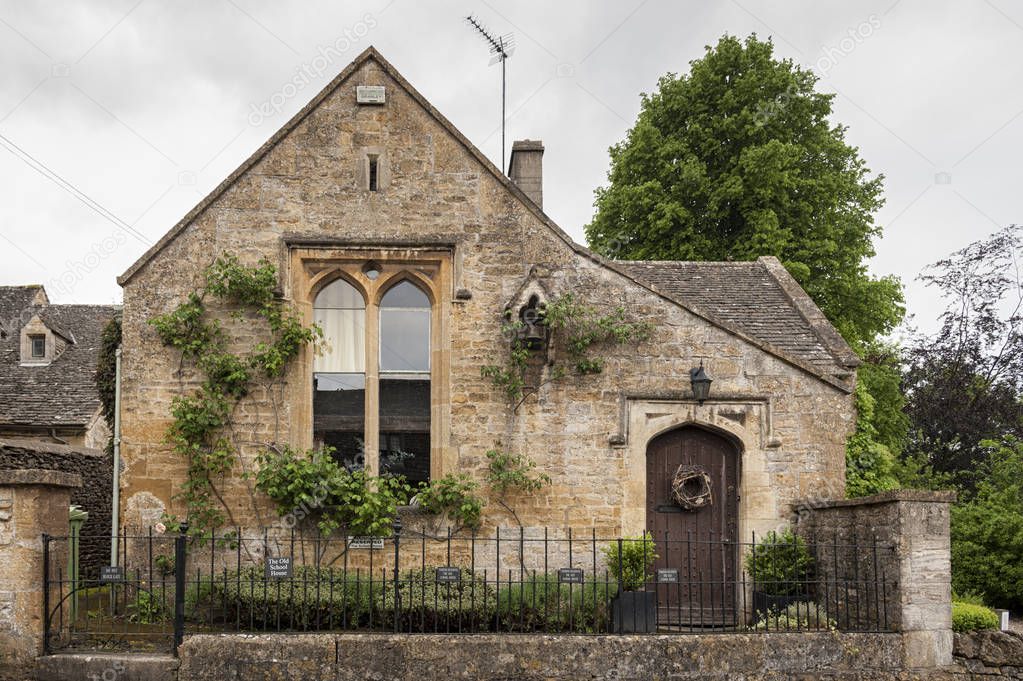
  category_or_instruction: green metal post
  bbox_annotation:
[68,505,88,620]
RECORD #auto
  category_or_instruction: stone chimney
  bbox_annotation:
[508,139,544,209]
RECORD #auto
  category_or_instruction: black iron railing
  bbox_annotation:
[42,524,895,654]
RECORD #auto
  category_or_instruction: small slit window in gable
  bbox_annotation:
[30,334,45,358]
[368,155,379,191]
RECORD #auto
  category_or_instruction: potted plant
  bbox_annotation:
[604,533,659,633]
[745,528,815,619]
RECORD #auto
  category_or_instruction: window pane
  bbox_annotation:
[313,308,365,372]
[324,432,365,472]
[316,279,365,309]
[313,279,369,472]
[314,373,365,470]
[380,280,430,308]
[379,375,430,484]
[380,310,430,371]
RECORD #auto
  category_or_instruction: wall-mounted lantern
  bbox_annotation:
[690,363,712,403]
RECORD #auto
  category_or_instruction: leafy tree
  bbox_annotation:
[950,438,1023,611]
[585,34,903,348]
[584,33,905,490]
[845,380,900,497]
[847,342,909,496]
[904,225,1023,483]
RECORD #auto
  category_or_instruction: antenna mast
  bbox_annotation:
[465,15,515,172]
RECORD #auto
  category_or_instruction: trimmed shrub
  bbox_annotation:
[494,573,615,632]
[602,534,658,591]
[745,528,815,596]
[752,601,836,631]
[380,568,496,631]
[206,565,382,630]
[952,602,999,632]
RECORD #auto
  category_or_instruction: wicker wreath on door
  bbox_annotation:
[672,464,713,511]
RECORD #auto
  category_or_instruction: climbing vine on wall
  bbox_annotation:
[96,312,122,453]
[481,293,653,408]
[149,254,322,537]
[484,446,551,526]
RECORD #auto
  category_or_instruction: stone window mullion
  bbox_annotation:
[364,297,381,476]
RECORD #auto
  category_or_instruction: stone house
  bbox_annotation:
[0,285,118,448]
[116,47,859,554]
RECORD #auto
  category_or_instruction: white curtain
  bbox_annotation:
[314,308,365,372]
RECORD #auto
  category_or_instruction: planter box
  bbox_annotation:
[611,591,657,633]
[752,591,809,620]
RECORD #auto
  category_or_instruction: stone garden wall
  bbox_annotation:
[952,630,1023,680]
[795,489,958,668]
[178,632,913,681]
[29,630,1023,680]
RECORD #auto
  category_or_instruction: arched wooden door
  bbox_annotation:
[646,426,739,627]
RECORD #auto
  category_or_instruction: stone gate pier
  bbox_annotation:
[0,469,80,679]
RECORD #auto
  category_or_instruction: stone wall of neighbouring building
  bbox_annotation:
[0,439,112,578]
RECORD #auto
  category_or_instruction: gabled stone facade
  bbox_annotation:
[116,47,858,540]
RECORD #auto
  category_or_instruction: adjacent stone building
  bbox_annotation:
[0,285,118,448]
[116,47,859,552]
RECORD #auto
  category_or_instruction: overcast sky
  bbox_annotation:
[2,0,1020,333]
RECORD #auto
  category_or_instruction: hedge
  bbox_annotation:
[951,601,999,632]
[202,565,617,633]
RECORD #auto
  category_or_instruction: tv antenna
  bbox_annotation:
[465,15,515,172]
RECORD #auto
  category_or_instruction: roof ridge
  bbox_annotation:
[615,260,761,267]
[756,256,860,369]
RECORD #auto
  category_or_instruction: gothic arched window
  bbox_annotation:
[311,274,433,484]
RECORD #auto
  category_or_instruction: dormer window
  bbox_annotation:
[20,315,60,365]
[30,335,45,358]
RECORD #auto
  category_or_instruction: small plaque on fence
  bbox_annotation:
[435,567,461,583]
[347,536,384,550]
[657,568,679,583]
[558,568,584,584]
[266,557,292,580]
[100,565,124,583]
